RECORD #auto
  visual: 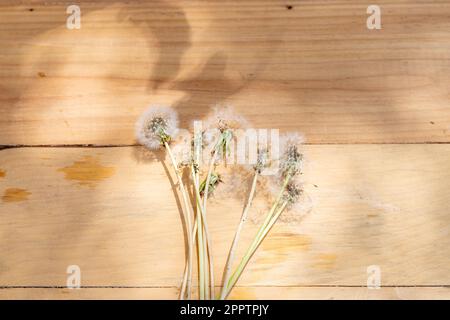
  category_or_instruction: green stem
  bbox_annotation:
[180,165,201,300]
[253,201,288,252]
[223,200,288,299]
[191,165,216,300]
[219,172,258,300]
[247,175,291,255]
[164,142,194,301]
[203,227,210,300]
[181,207,207,300]
[197,207,205,299]
[221,174,292,299]
[202,147,219,299]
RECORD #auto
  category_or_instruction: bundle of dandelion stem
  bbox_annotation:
[136,105,304,300]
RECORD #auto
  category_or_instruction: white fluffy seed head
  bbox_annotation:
[278,132,305,178]
[283,182,303,207]
[200,105,250,163]
[201,128,218,149]
[135,105,179,150]
[254,147,270,173]
[203,105,250,133]
[280,181,314,223]
[252,174,313,224]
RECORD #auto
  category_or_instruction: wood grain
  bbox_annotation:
[1,287,449,300]
[1,145,449,298]
[1,0,450,145]
[1,0,449,300]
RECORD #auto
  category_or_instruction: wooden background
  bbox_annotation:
[1,0,449,299]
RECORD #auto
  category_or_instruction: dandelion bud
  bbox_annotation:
[199,172,223,197]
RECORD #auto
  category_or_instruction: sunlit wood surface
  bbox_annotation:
[0,0,449,299]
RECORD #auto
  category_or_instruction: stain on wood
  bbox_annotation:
[263,233,312,252]
[312,253,337,270]
[256,233,312,266]
[0,169,5,178]
[2,188,31,203]
[229,288,257,300]
[57,156,115,187]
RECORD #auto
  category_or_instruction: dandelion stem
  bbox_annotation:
[201,146,219,299]
[179,163,204,299]
[219,172,258,300]
[203,227,210,300]
[164,142,193,300]
[221,174,292,299]
[181,214,198,299]
[197,202,205,299]
[222,200,288,299]
[191,132,209,300]
[254,201,288,251]
[191,164,216,300]
[247,175,291,255]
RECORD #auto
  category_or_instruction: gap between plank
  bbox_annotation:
[0,285,449,289]
[2,141,450,150]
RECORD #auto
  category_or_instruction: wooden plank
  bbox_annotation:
[1,1,450,145]
[0,287,177,300]
[0,287,449,300]
[1,145,449,288]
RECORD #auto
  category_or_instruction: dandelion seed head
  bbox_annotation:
[252,175,313,224]
[258,174,282,204]
[201,128,217,149]
[283,182,303,207]
[279,187,314,223]
[263,173,302,206]
[254,147,270,173]
[203,105,250,132]
[135,105,179,150]
[279,132,305,178]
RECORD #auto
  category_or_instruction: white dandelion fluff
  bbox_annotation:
[264,173,301,204]
[283,181,303,208]
[212,166,254,200]
[169,128,193,166]
[281,190,314,222]
[135,105,179,150]
[203,105,250,133]
[253,132,305,201]
[201,105,251,164]
[280,180,315,222]
[262,178,312,222]
[278,132,305,178]
[202,128,218,149]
